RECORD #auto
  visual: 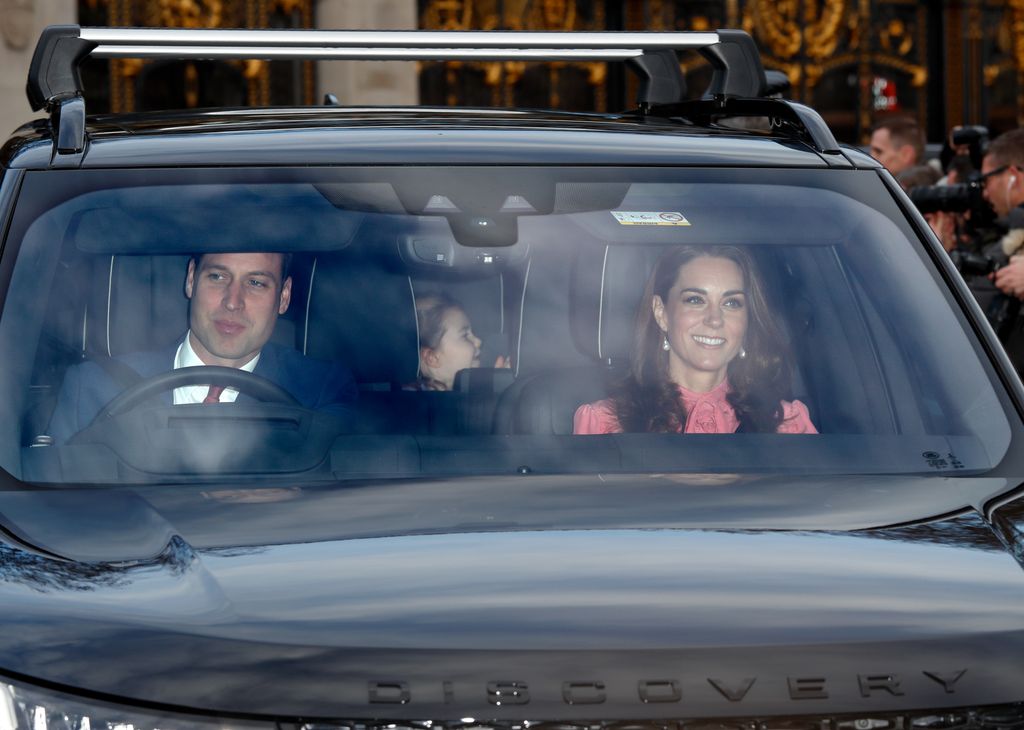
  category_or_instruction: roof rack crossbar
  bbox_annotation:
[28,25,765,114]
[77,28,720,49]
[27,25,789,156]
[91,46,648,61]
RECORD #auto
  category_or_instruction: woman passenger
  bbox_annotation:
[409,293,509,391]
[573,246,816,434]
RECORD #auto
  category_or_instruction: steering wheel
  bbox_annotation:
[93,365,300,422]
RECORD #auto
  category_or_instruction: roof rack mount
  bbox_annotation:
[30,25,840,157]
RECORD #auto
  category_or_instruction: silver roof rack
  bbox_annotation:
[79,27,720,52]
[24,26,850,158]
[28,25,766,111]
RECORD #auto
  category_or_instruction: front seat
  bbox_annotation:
[494,243,657,434]
[497,243,818,435]
[304,249,427,433]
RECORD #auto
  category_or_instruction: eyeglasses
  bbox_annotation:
[979,164,1010,188]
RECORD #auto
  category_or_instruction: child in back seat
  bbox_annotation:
[407,293,510,391]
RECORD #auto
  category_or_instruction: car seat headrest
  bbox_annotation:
[304,253,418,388]
[88,254,191,357]
[570,245,665,363]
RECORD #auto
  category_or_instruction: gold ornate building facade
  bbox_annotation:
[417,0,1024,144]
[77,0,316,112]
[72,0,1024,144]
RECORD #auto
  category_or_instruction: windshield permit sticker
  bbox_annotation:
[612,211,691,226]
[922,451,965,470]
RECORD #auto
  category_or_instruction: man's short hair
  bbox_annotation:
[986,128,1024,169]
[873,117,925,164]
[896,164,940,190]
[192,252,293,282]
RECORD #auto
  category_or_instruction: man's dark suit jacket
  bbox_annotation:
[48,341,358,444]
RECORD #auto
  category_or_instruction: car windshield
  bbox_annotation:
[0,165,1015,487]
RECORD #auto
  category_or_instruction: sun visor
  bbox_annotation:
[66,184,363,254]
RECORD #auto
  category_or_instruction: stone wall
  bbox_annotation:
[0,0,75,142]
[315,0,418,107]
[0,0,417,151]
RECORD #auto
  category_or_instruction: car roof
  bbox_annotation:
[2,106,864,169]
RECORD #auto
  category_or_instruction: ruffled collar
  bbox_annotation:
[676,377,730,403]
[676,378,734,434]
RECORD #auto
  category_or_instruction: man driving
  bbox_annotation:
[47,251,357,444]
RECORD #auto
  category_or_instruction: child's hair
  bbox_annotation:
[415,292,463,351]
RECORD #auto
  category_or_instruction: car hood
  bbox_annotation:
[2,478,1024,719]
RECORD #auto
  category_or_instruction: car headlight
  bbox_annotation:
[0,675,269,730]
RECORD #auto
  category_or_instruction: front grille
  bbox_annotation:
[288,705,1024,730]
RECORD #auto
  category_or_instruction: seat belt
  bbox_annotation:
[90,354,145,390]
[30,356,146,446]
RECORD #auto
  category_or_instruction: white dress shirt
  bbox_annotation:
[172,331,260,404]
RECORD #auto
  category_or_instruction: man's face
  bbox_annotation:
[185,252,292,368]
[981,154,1018,219]
[869,128,915,174]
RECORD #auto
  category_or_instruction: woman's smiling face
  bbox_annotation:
[652,255,748,392]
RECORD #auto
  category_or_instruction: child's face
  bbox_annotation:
[429,307,482,388]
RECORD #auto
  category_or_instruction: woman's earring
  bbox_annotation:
[662,335,671,351]
[739,348,747,359]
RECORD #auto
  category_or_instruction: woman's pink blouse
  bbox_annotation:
[572,380,817,435]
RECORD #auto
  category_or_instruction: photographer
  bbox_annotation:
[987,130,1024,297]
[908,127,1024,357]
[899,165,954,249]
[969,128,1024,369]
[908,127,997,273]
[870,117,925,175]
[931,155,981,251]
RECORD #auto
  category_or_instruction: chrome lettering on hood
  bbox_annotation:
[367,671,967,706]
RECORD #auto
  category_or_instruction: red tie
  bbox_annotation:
[203,385,225,404]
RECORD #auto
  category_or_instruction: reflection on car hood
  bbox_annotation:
[0,474,1013,562]
[1,481,1024,719]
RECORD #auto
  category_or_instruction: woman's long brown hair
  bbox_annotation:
[611,246,792,433]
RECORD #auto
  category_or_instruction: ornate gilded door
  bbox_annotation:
[976,0,1024,135]
[78,0,315,114]
[75,0,1024,140]
[738,0,931,143]
[418,0,1024,144]
[418,0,613,111]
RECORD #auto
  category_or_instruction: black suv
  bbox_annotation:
[2,23,1024,730]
